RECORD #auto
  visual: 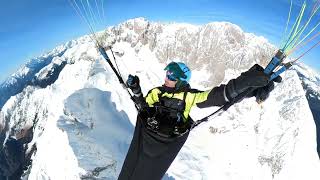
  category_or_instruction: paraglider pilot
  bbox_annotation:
[118,62,282,180]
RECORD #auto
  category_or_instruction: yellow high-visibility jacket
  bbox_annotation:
[144,84,229,122]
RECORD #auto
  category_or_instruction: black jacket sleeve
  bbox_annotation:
[196,84,229,108]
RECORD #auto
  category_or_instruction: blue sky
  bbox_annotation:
[1,0,319,83]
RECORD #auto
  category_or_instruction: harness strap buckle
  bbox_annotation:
[146,117,159,131]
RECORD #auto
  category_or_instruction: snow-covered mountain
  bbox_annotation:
[293,63,320,156]
[1,18,319,180]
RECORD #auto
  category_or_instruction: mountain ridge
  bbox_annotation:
[0,18,319,179]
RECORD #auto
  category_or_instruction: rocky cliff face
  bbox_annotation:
[104,18,276,85]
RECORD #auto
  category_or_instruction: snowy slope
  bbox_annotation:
[294,62,320,106]
[293,63,320,156]
[1,18,319,180]
[169,70,319,180]
[0,38,89,110]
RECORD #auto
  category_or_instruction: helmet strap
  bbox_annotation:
[175,80,188,90]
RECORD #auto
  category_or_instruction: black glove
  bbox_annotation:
[226,64,270,100]
[251,75,282,103]
[126,75,149,110]
[126,74,142,96]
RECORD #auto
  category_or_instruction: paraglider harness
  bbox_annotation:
[143,88,193,138]
[98,46,191,137]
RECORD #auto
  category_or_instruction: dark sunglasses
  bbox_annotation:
[166,71,178,81]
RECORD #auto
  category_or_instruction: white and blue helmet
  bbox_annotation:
[164,62,191,82]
